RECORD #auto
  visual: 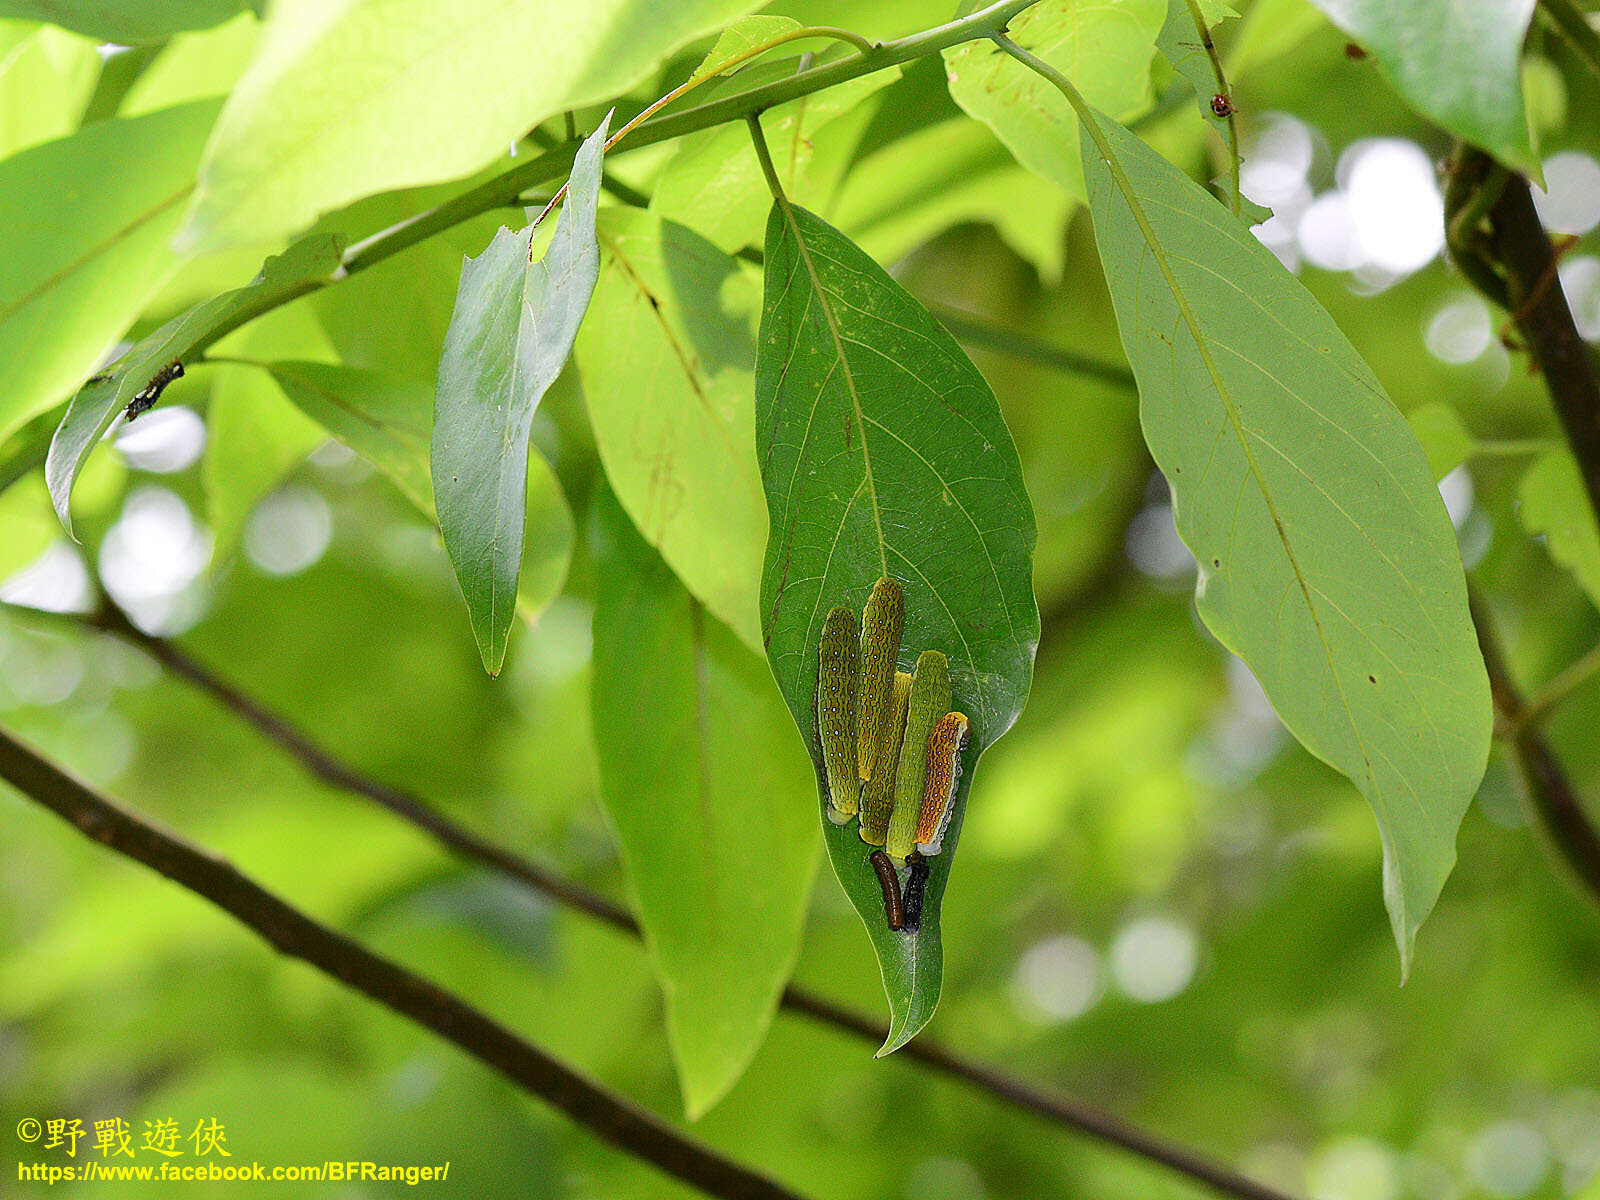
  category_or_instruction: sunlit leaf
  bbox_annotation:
[942,0,1164,199]
[756,200,1038,1052]
[1306,0,1540,177]
[1077,103,1492,970]
[0,98,220,447]
[431,120,605,676]
[0,23,100,157]
[176,0,758,252]
[591,488,817,1117]
[45,232,342,534]
[0,0,247,43]
[575,207,768,650]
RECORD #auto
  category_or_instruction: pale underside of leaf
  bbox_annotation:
[1076,104,1491,970]
[431,117,607,674]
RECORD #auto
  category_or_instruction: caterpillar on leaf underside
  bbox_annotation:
[812,578,972,932]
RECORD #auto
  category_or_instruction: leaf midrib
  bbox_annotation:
[772,197,889,579]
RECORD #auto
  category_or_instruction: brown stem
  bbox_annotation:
[85,601,638,936]
[0,725,804,1200]
[1470,590,1600,903]
[1483,166,1600,524]
[29,599,1297,1200]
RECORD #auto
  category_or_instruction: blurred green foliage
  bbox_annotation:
[2,2,1599,1199]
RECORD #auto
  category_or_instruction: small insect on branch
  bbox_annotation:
[124,361,184,422]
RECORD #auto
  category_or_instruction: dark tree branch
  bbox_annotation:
[782,991,1296,1200]
[0,725,805,1200]
[1448,149,1600,524]
[7,598,1297,1200]
[1443,151,1600,902]
[1485,172,1600,522]
[1470,590,1600,904]
[84,601,639,936]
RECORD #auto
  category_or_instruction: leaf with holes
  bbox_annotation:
[755,200,1038,1053]
[1076,102,1492,971]
[431,117,606,676]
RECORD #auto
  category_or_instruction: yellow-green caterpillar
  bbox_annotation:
[858,670,912,845]
[915,711,971,856]
[856,577,904,781]
[816,605,861,822]
[885,650,950,862]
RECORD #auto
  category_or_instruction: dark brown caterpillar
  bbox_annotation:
[124,360,184,422]
[869,849,903,931]
[901,851,929,931]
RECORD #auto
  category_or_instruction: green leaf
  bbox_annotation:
[431,119,606,677]
[1076,104,1492,971]
[1156,0,1238,127]
[755,201,1039,1052]
[591,487,817,1117]
[1406,402,1478,482]
[687,13,800,82]
[0,23,100,157]
[176,0,758,252]
[942,0,1165,200]
[203,304,336,560]
[45,232,343,534]
[1519,449,1600,613]
[119,11,262,117]
[274,361,573,625]
[0,97,221,447]
[0,0,247,43]
[1305,0,1540,177]
[575,207,768,650]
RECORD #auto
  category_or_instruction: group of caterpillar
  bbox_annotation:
[816,577,972,932]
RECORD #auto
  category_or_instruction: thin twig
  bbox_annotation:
[83,600,639,935]
[0,725,805,1200]
[1470,589,1600,905]
[928,304,1137,390]
[334,0,1034,278]
[1181,0,1243,217]
[8,598,1298,1200]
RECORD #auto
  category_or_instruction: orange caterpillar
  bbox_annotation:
[914,712,970,856]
